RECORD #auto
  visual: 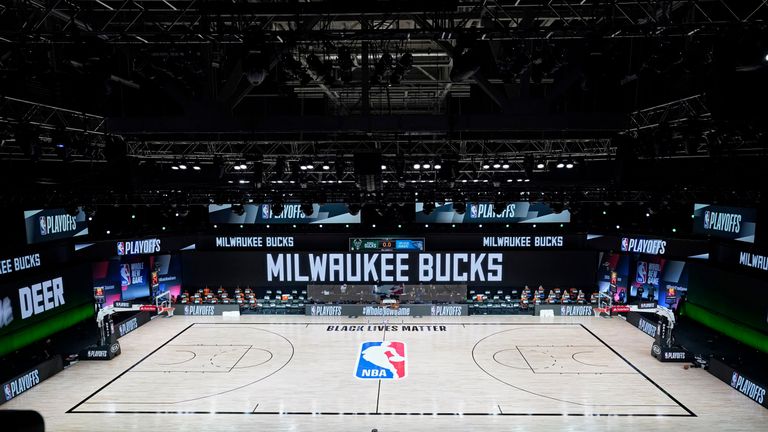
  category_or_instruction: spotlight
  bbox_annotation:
[502,163,510,169]
[178,164,187,170]
[272,201,285,216]
[536,162,545,169]
[434,163,442,170]
[171,165,179,170]
[381,164,387,170]
[306,163,314,170]
[347,203,362,216]
[482,163,490,169]
[322,164,330,170]
[423,163,431,169]
[493,201,507,215]
[492,161,501,169]
[556,162,565,169]
[239,164,247,170]
[413,163,421,169]
[301,203,314,216]
[192,165,201,170]
[565,162,574,169]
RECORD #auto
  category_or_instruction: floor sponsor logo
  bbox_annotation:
[355,341,407,380]
[362,306,411,316]
[2,369,40,401]
[638,317,658,338]
[663,351,686,360]
[560,305,593,316]
[309,305,342,316]
[731,372,766,405]
[430,305,464,316]
[183,305,215,316]
[118,317,138,337]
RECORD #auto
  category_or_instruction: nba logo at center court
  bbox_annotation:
[355,341,407,380]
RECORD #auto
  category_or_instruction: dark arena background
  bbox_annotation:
[1,1,768,431]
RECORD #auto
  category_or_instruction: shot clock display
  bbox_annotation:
[349,238,425,252]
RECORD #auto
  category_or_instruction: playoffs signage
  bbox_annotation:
[0,356,63,404]
[414,202,570,224]
[693,203,757,243]
[24,208,88,245]
[209,203,361,225]
[621,238,666,255]
[117,238,161,256]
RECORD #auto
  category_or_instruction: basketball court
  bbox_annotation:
[4,314,767,431]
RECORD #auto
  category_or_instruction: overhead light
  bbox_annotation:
[171,166,179,170]
[422,163,431,169]
[381,164,387,170]
[565,162,574,169]
[178,164,187,170]
[413,163,421,169]
[506,179,513,182]
[239,164,247,170]
[516,178,523,182]
[239,179,249,184]
[482,163,490,169]
[524,178,530,182]
[502,163,510,169]
[300,164,307,170]
[306,163,314,170]
[492,162,501,169]
[536,162,545,169]
[192,165,201,170]
[322,164,330,170]
[556,162,565,169]
[434,163,442,169]
[234,165,242,171]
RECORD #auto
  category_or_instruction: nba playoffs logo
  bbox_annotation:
[355,341,407,380]
[469,204,478,219]
[261,204,271,219]
[39,216,47,235]
[636,262,648,284]
[704,210,710,228]
[116,242,125,256]
[3,383,11,401]
[621,237,629,252]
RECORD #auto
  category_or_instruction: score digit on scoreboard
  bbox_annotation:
[349,238,425,252]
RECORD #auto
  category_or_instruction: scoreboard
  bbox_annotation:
[349,237,425,252]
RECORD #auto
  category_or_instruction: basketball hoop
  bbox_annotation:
[160,307,175,317]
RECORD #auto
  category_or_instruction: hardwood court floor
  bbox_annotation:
[4,314,768,431]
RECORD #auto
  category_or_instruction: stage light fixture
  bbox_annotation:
[272,202,285,216]
[306,163,314,170]
[192,165,201,170]
[178,164,187,170]
[423,163,431,169]
[506,179,513,183]
[565,162,574,169]
[301,203,314,216]
[322,164,330,170]
[422,202,436,215]
[453,201,466,214]
[413,163,421,169]
[493,201,506,215]
[482,163,490,169]
[492,161,501,169]
[556,161,565,169]
[536,162,545,169]
[502,163,510,169]
[171,165,179,170]
[347,203,362,216]
[434,162,442,170]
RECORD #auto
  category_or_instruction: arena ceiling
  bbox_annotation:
[0,0,766,210]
